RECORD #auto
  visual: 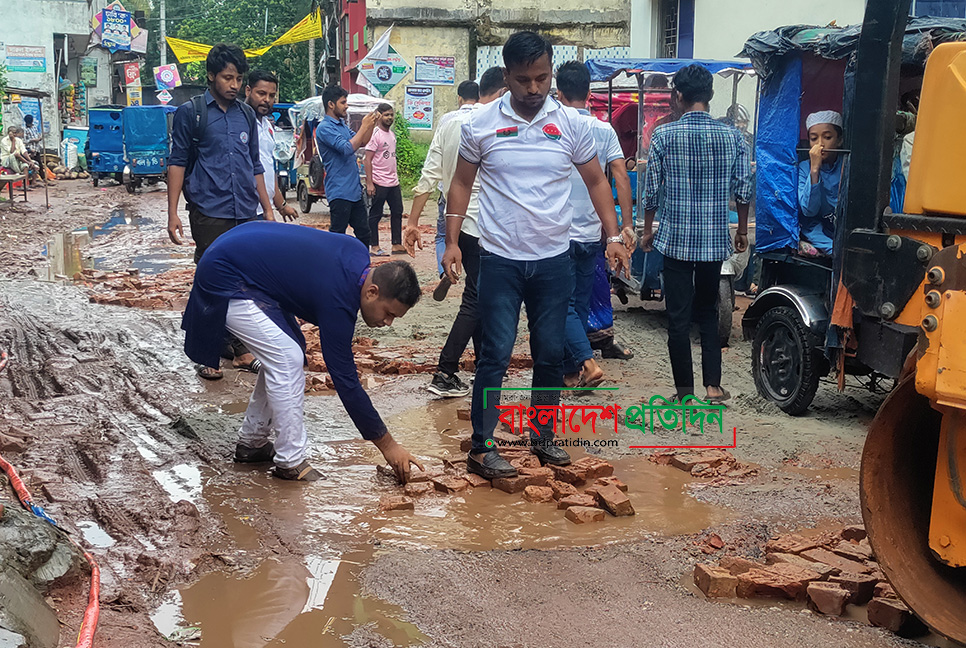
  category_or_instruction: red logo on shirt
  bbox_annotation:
[496,126,518,138]
[542,124,562,141]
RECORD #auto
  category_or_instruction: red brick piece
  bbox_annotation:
[583,485,602,499]
[549,464,586,485]
[548,480,578,500]
[510,456,542,470]
[459,437,472,453]
[736,563,821,601]
[719,556,762,575]
[806,582,849,616]
[867,597,928,635]
[492,476,529,494]
[764,534,823,555]
[839,525,867,542]
[694,564,738,598]
[565,506,606,524]
[432,475,470,494]
[830,539,872,562]
[462,473,491,488]
[874,581,897,599]
[800,548,873,575]
[766,553,838,579]
[556,494,597,510]
[594,484,635,517]
[572,456,614,479]
[595,476,628,492]
[379,496,415,511]
[404,482,435,497]
[669,450,729,472]
[522,486,555,503]
[457,408,471,421]
[828,572,877,604]
[706,533,725,550]
[519,467,553,487]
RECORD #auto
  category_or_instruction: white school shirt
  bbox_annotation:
[569,109,624,243]
[458,94,596,261]
[255,115,276,217]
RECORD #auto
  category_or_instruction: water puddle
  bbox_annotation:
[157,393,734,644]
[76,520,115,548]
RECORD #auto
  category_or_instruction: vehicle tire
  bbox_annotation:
[92,174,99,187]
[278,176,288,198]
[298,182,312,214]
[126,179,136,194]
[752,306,820,415]
[718,276,735,347]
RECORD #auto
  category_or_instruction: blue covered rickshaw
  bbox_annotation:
[121,104,177,194]
[87,105,126,187]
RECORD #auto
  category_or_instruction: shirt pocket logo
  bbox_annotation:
[542,124,562,141]
[240,131,249,144]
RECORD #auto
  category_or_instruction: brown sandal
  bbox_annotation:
[273,460,323,481]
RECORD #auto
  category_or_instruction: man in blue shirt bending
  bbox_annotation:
[182,223,425,482]
[167,43,275,380]
[315,85,378,245]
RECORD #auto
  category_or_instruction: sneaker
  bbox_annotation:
[273,460,324,481]
[234,442,276,463]
[433,275,452,301]
[427,372,470,398]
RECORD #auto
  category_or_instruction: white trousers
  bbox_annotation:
[225,299,307,469]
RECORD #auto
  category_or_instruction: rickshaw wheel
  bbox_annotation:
[298,182,313,214]
[92,174,99,187]
[718,276,734,347]
[751,306,819,415]
[126,179,136,194]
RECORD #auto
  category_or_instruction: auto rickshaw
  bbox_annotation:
[585,58,758,346]
[121,104,176,194]
[86,105,125,186]
[271,102,296,198]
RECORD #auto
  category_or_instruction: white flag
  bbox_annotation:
[367,24,393,61]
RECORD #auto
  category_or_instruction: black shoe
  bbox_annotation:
[531,442,572,466]
[427,372,470,398]
[600,339,634,360]
[273,460,324,481]
[467,451,518,479]
[234,442,276,463]
[433,275,452,301]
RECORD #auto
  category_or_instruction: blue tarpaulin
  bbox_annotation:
[586,58,755,82]
[122,105,175,151]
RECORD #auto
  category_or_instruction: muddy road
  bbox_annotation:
[0,182,940,647]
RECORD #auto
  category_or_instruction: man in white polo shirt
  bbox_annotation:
[403,67,507,398]
[443,31,630,479]
[245,70,298,222]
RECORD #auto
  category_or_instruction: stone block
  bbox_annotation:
[874,581,897,599]
[719,556,762,575]
[867,597,928,635]
[564,506,606,524]
[806,582,849,616]
[694,563,738,598]
[828,572,877,605]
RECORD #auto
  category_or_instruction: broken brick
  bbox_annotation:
[764,534,823,555]
[459,437,472,453]
[874,581,897,599]
[565,506,606,524]
[839,525,867,542]
[518,467,553,487]
[669,450,730,472]
[522,486,555,503]
[404,482,435,497]
[829,572,877,605]
[594,476,627,492]
[492,476,529,494]
[830,539,872,562]
[548,464,586,485]
[694,564,738,598]
[806,582,849,616]
[800,548,872,575]
[766,553,838,579]
[572,456,614,479]
[583,485,602,499]
[594,484,634,517]
[457,408,471,421]
[706,534,725,550]
[556,494,597,510]
[719,556,762,575]
[548,480,578,500]
[510,456,542,470]
[867,597,929,635]
[462,473,491,488]
[379,496,415,512]
[432,475,470,494]
[736,563,821,601]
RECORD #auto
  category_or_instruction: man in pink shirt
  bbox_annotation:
[364,104,404,255]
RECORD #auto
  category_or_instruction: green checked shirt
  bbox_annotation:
[643,110,752,262]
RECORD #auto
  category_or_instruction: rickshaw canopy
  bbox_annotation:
[586,58,755,82]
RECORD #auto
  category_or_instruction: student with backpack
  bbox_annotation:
[167,43,275,381]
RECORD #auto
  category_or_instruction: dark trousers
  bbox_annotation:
[563,240,600,374]
[368,183,403,248]
[663,256,723,398]
[437,232,481,375]
[470,250,573,453]
[188,208,252,360]
[329,198,370,246]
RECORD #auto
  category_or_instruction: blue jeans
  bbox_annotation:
[563,240,600,374]
[470,250,574,453]
[435,195,446,277]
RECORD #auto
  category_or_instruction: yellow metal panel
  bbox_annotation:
[930,408,966,567]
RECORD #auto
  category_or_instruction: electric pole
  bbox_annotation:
[159,0,167,66]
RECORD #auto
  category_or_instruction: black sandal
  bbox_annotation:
[196,364,223,380]
[600,340,634,360]
[235,358,262,374]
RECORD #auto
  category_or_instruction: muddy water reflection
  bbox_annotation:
[167,394,730,644]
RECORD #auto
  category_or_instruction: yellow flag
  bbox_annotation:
[165,10,323,64]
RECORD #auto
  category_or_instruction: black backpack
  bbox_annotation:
[185,94,257,177]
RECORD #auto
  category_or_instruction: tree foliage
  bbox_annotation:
[145,0,313,102]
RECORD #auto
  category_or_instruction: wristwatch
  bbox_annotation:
[605,235,623,245]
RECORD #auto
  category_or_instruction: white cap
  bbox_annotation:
[806,110,843,131]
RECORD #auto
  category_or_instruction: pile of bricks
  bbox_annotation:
[649,449,758,480]
[82,267,194,310]
[376,446,634,524]
[693,525,928,637]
